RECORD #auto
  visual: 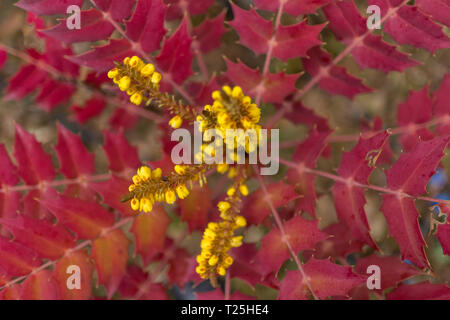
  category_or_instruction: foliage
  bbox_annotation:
[0,0,449,300]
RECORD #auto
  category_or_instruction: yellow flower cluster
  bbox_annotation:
[128,165,206,213]
[107,56,162,106]
[195,86,262,167]
[196,204,247,280]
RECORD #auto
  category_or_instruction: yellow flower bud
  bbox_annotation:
[196,255,206,264]
[222,85,232,96]
[132,175,141,185]
[212,90,222,100]
[176,184,189,199]
[224,256,234,266]
[140,63,155,77]
[232,86,243,98]
[130,198,139,211]
[168,115,183,129]
[130,92,143,105]
[227,187,236,197]
[228,167,238,178]
[196,266,206,275]
[218,201,231,213]
[128,184,135,192]
[151,72,162,84]
[165,189,176,204]
[174,165,186,175]
[129,56,142,68]
[118,76,131,91]
[126,87,137,96]
[239,184,249,196]
[217,266,226,276]
[208,255,219,266]
[231,236,243,247]
[123,57,130,65]
[138,166,151,180]
[152,168,162,179]
[107,68,119,79]
[235,216,247,228]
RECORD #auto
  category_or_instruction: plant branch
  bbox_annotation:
[254,0,285,106]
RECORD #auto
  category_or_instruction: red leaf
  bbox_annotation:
[94,0,136,21]
[354,254,420,291]
[230,4,324,61]
[416,0,450,28]
[433,74,450,135]
[287,130,332,217]
[388,281,450,300]
[164,0,213,20]
[437,224,450,255]
[156,18,193,85]
[332,131,390,248]
[225,59,298,104]
[89,175,135,217]
[253,0,331,16]
[56,124,95,179]
[242,181,298,225]
[302,47,372,99]
[397,87,434,151]
[42,9,115,44]
[14,124,55,185]
[41,194,115,239]
[103,130,140,172]
[131,206,170,265]
[125,0,166,53]
[0,216,76,260]
[53,251,94,300]
[381,136,450,268]
[15,0,84,15]
[278,258,365,300]
[178,184,211,232]
[193,12,227,53]
[91,229,130,298]
[4,65,48,101]
[68,39,134,71]
[0,145,19,186]
[0,236,40,277]
[280,99,330,132]
[35,79,75,111]
[370,0,450,53]
[70,95,107,124]
[0,50,7,69]
[256,216,328,276]
[20,270,59,300]
[118,265,168,299]
[323,1,418,73]
[196,288,255,300]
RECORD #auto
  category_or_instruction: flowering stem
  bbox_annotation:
[253,165,318,300]
[224,271,231,300]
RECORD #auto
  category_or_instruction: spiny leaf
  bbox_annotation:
[118,265,168,299]
[388,281,450,300]
[20,270,59,300]
[0,236,40,277]
[193,12,227,54]
[278,258,365,300]
[178,184,211,232]
[332,131,390,248]
[91,229,130,299]
[55,124,95,179]
[381,136,450,269]
[125,0,167,53]
[253,0,331,16]
[229,4,324,61]
[225,58,298,104]
[103,130,140,172]
[256,216,328,276]
[131,206,170,265]
[15,0,84,16]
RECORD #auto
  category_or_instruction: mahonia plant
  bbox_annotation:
[0,0,449,300]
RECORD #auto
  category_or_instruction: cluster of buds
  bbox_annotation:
[126,165,208,214]
[196,209,247,282]
[107,56,162,106]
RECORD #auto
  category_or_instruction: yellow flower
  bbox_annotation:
[137,166,151,181]
[176,184,189,199]
[174,165,187,175]
[208,255,219,266]
[107,68,119,79]
[129,56,142,68]
[140,198,153,213]
[217,266,226,276]
[151,72,162,84]
[216,164,228,174]
[118,76,131,91]
[235,216,247,228]
[169,115,183,129]
[227,187,236,197]
[218,201,231,213]
[152,168,162,179]
[140,63,155,77]
[130,92,143,105]
[131,198,140,211]
[232,86,243,99]
[165,189,176,204]
[239,184,249,196]
[231,236,243,247]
